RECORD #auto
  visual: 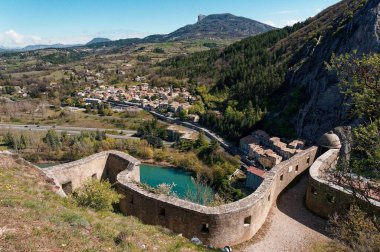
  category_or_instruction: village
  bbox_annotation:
[240,130,306,190]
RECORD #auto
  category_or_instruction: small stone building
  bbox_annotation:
[245,166,267,190]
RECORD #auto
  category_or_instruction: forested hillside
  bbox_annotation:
[159,0,376,141]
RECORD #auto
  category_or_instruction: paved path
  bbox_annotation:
[241,175,331,252]
[0,123,138,140]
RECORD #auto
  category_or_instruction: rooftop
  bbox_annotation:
[247,166,267,178]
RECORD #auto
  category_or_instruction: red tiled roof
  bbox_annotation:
[247,166,267,178]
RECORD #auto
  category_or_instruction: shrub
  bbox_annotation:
[73,180,122,211]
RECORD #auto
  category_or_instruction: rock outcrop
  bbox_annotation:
[287,0,380,140]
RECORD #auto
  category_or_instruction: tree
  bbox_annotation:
[73,179,122,211]
[43,129,61,151]
[327,53,380,242]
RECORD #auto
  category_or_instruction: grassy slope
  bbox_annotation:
[0,154,208,252]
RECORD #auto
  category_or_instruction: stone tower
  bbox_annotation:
[198,14,206,22]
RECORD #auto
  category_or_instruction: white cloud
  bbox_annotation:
[263,20,278,28]
[285,20,300,26]
[0,29,149,48]
[2,29,42,46]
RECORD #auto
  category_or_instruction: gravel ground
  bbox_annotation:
[240,175,331,252]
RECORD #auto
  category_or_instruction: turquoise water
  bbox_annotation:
[140,164,213,204]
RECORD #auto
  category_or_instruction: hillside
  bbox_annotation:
[86,13,274,48]
[0,153,207,251]
[147,14,274,41]
[159,0,379,141]
[86,37,111,45]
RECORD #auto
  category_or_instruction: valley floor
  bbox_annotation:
[240,175,331,252]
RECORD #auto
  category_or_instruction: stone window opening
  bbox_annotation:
[280,174,284,181]
[92,173,97,180]
[244,216,251,227]
[307,157,310,164]
[61,181,73,195]
[295,165,299,173]
[201,223,209,234]
[159,207,166,217]
[311,186,317,195]
[267,194,271,201]
[129,196,134,205]
[326,194,335,204]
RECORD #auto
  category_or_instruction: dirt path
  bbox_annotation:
[240,175,331,252]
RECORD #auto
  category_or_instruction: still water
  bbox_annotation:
[140,164,213,204]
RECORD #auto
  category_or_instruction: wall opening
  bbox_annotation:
[244,216,251,227]
[201,223,209,234]
[311,186,317,195]
[307,157,310,164]
[129,195,134,205]
[326,194,335,204]
[92,173,97,180]
[61,181,73,194]
[268,194,271,201]
[280,174,284,181]
[295,165,299,172]
[159,207,166,217]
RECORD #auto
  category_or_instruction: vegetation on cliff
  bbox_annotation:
[158,0,370,140]
[326,53,380,251]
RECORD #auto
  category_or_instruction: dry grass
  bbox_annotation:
[0,154,209,252]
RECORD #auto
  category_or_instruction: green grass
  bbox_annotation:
[0,155,210,252]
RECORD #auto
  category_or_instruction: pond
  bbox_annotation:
[140,164,214,205]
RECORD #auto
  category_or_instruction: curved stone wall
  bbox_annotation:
[306,149,380,218]
[43,151,140,195]
[43,147,318,247]
[118,146,318,247]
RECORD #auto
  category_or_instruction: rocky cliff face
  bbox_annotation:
[286,0,380,141]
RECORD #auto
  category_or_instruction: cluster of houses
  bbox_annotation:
[79,83,200,121]
[240,130,306,190]
[0,85,28,97]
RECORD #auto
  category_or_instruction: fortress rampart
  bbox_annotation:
[43,147,318,247]
[306,149,380,218]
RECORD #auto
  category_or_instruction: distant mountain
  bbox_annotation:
[87,13,275,48]
[158,13,275,41]
[86,37,111,45]
[22,44,81,51]
[160,0,380,141]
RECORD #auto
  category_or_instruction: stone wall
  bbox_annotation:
[43,151,140,195]
[306,149,380,218]
[43,147,318,247]
[117,146,318,247]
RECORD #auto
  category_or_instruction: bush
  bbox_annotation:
[73,180,122,211]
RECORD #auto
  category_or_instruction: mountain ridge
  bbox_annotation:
[158,0,380,141]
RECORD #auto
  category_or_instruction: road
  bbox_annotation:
[0,123,138,140]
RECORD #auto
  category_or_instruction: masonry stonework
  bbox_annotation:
[43,147,318,247]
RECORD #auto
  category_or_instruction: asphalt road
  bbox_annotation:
[0,123,138,140]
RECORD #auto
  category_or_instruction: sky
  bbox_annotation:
[0,0,340,48]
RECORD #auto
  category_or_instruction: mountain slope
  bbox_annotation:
[86,37,111,45]
[151,13,274,41]
[87,13,274,48]
[159,0,379,141]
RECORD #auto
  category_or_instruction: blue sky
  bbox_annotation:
[0,0,340,47]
